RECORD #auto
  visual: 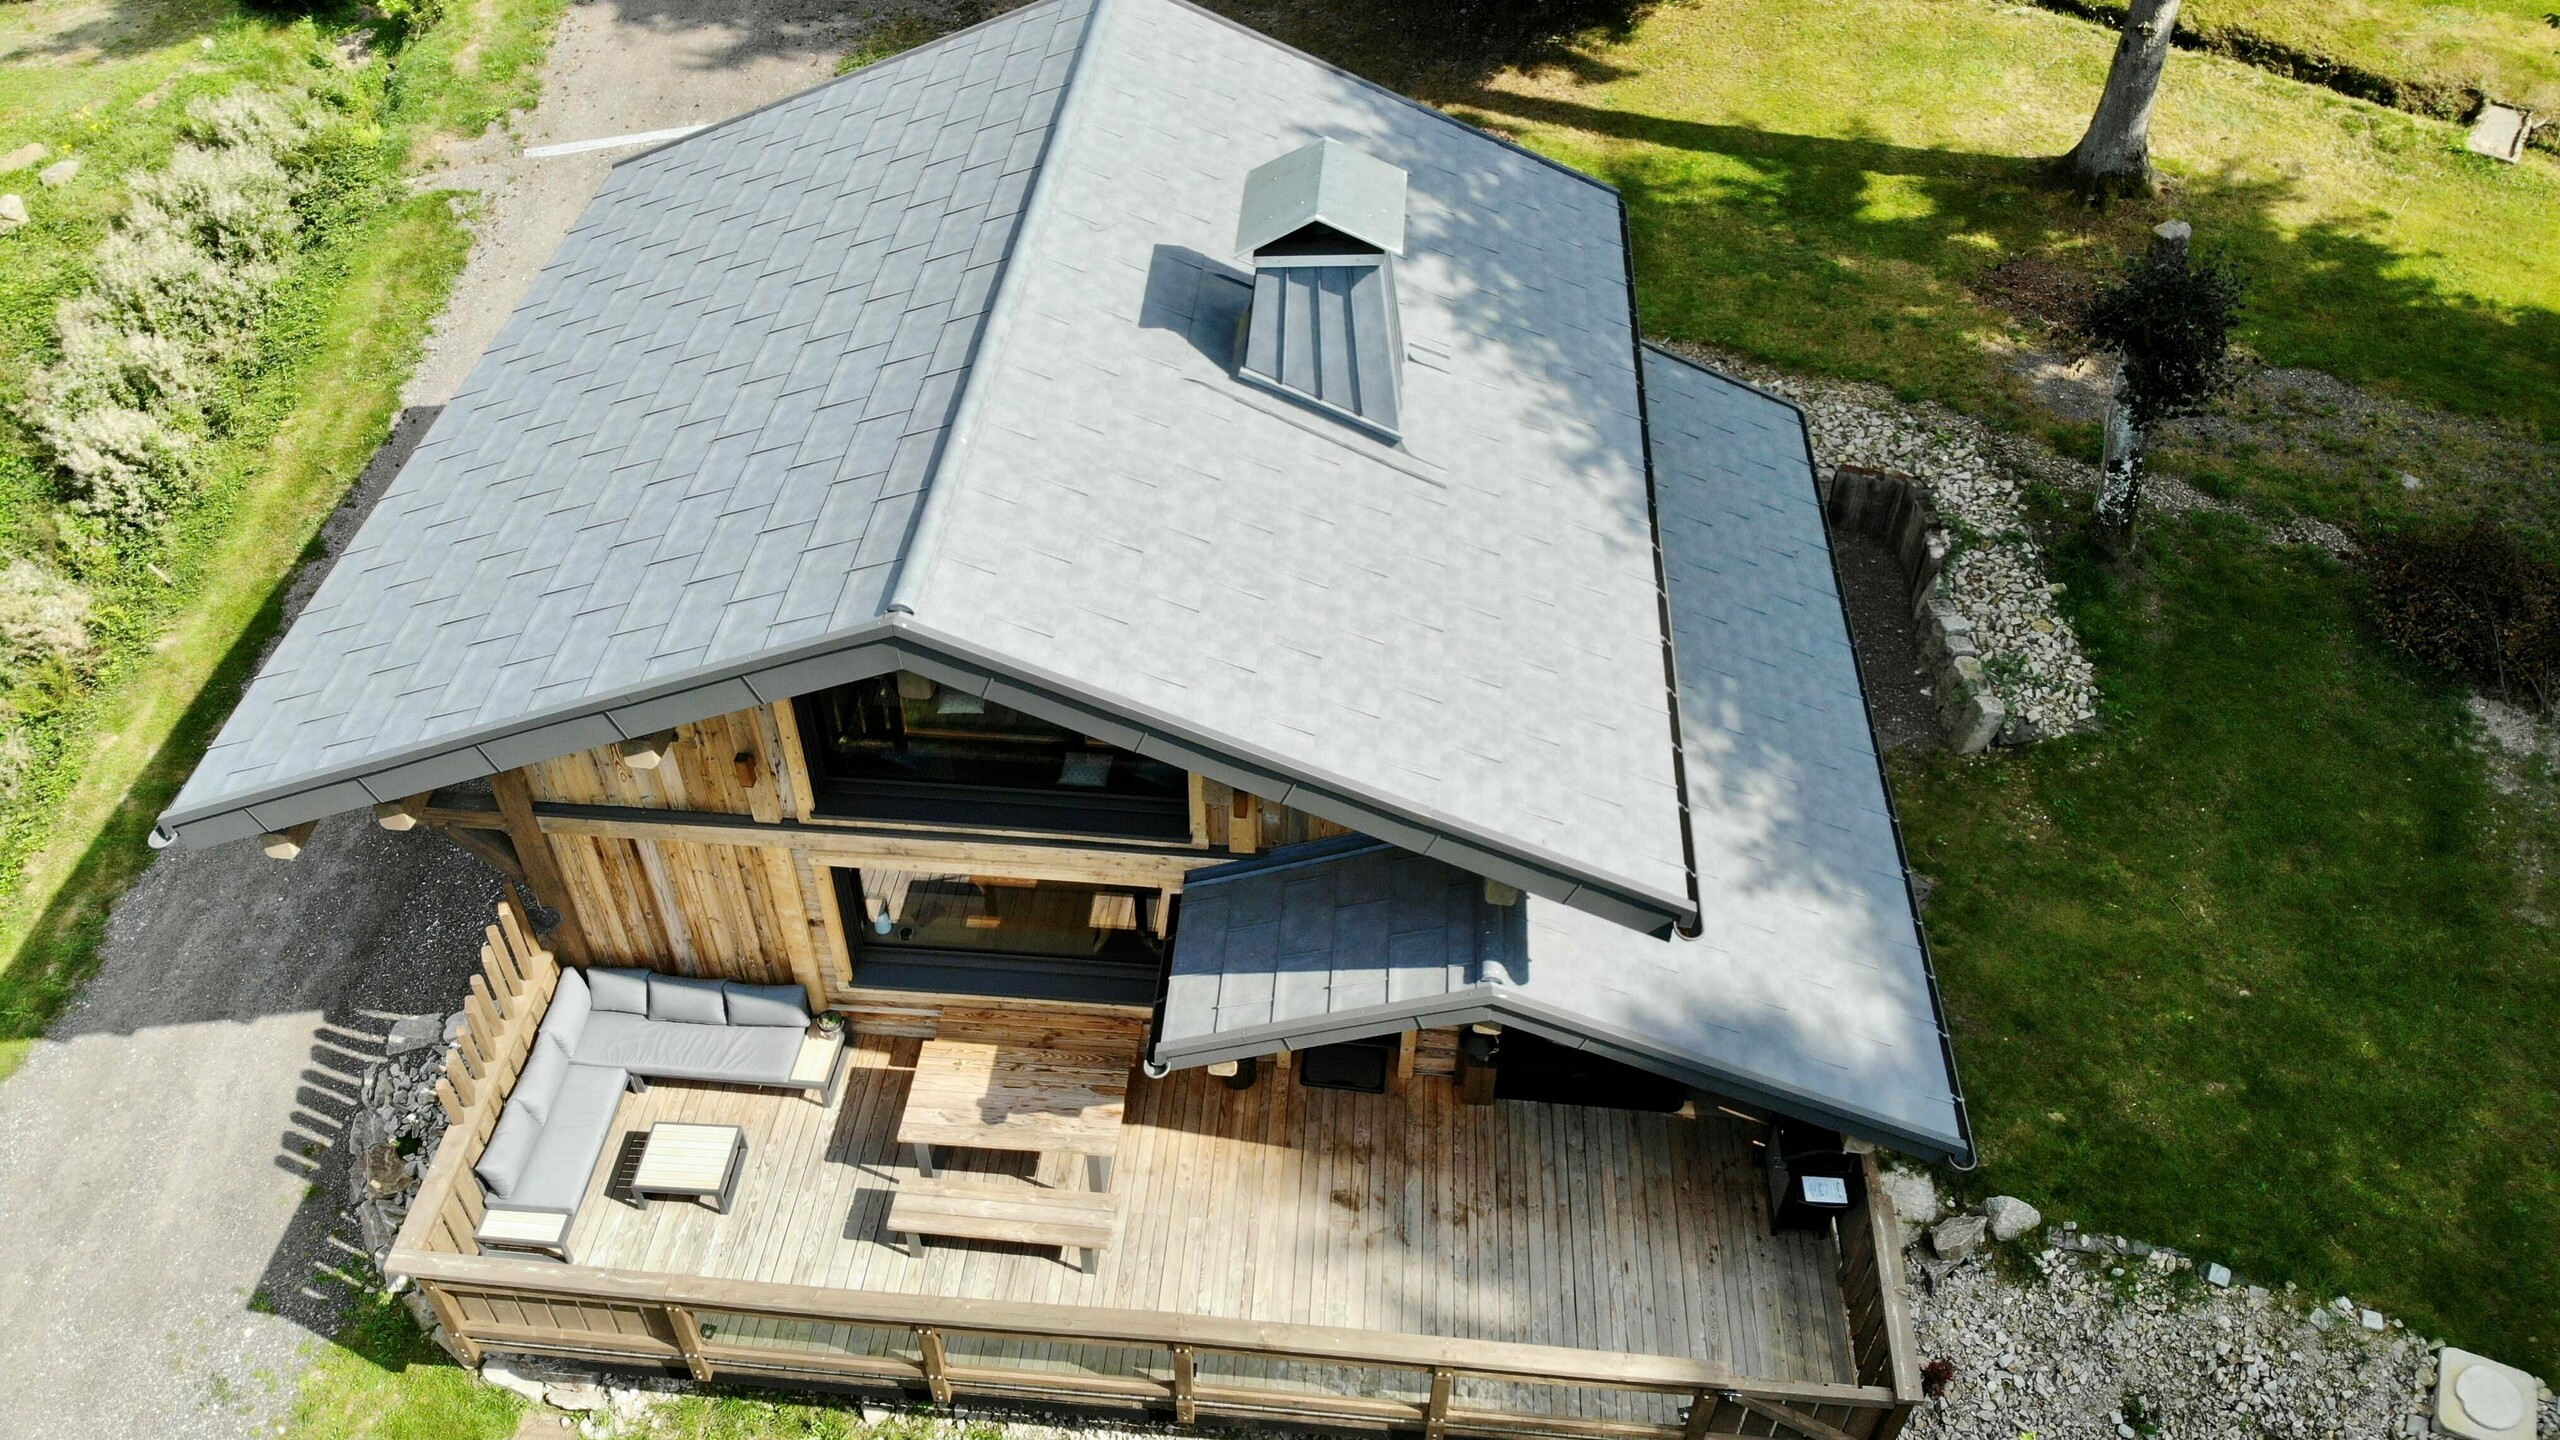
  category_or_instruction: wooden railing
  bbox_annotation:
[1834,1156,1926,1439]
[388,1247,1912,1440]
[392,901,559,1261]
[387,910,1922,1439]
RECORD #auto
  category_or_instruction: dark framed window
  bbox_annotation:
[833,868,1168,1005]
[795,674,1190,841]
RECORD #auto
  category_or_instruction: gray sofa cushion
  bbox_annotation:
[538,968,592,1056]
[720,981,810,1028]
[511,1043,572,1125]
[588,967,649,1015]
[506,1062,629,1213]
[573,1011,806,1087]
[647,974,727,1026]
[475,1101,544,1199]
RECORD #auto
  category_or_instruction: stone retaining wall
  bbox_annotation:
[1821,463,2007,754]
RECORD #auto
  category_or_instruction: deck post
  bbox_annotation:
[917,1327,954,1405]
[666,1305,718,1382]
[1171,1345,1198,1423]
[422,1283,482,1367]
[1424,1367,1453,1440]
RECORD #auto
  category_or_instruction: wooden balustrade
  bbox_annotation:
[387,1247,1912,1439]
[392,901,560,1266]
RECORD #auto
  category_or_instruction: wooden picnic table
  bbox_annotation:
[894,1039,1130,1185]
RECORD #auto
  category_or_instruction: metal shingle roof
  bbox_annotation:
[158,0,1690,934]
[1152,349,1969,1162]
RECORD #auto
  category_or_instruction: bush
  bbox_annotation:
[2360,522,2560,710]
[20,85,328,534]
[123,143,304,265]
[2076,242,2246,426]
[35,406,195,526]
[0,560,94,674]
[32,297,207,416]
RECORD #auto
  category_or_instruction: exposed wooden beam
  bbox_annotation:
[490,768,590,963]
[536,804,1219,889]
[427,822,526,886]
[260,821,318,860]
[375,794,433,831]
[616,731,678,770]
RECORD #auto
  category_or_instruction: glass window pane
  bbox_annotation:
[811,675,1185,798]
[854,871,1163,965]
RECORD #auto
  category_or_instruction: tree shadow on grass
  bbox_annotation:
[1198,0,1657,94]
[1441,84,2560,529]
[0,0,337,66]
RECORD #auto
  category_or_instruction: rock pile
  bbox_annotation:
[1889,1171,2552,1439]
[342,1012,464,1269]
[1660,342,2101,740]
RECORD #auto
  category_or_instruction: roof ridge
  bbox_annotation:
[881,0,1112,620]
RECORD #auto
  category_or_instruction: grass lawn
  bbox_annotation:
[1897,507,2560,1374]
[1370,0,2560,531]
[2095,0,2560,116]
[0,0,562,1084]
[283,1291,524,1440]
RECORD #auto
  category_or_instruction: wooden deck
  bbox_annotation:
[556,1032,1856,1388]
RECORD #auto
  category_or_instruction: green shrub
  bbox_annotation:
[35,406,196,527]
[19,85,337,535]
[0,561,93,674]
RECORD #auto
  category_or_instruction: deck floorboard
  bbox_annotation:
[560,1034,1854,1387]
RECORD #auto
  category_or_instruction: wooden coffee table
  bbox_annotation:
[630,1122,747,1213]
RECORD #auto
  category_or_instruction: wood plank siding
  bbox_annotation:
[507,697,1346,1007]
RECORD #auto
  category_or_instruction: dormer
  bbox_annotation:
[1233,139,1407,437]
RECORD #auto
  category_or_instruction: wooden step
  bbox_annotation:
[886,1176,1118,1270]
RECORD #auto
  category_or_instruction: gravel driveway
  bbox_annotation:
[0,4,859,1436]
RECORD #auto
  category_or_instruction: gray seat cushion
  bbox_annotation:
[475,1102,543,1199]
[538,968,593,1056]
[575,1012,806,1087]
[506,1062,630,1213]
[587,967,649,1015]
[511,1043,572,1124]
[720,981,810,1028]
[646,974,727,1026]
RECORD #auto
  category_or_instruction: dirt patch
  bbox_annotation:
[1834,529,1942,753]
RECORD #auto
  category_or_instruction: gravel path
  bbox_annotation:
[0,4,869,1437]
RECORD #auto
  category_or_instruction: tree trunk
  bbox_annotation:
[2089,221,2190,557]
[2065,0,2183,196]
[2090,378,2145,557]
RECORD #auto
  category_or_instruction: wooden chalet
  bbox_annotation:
[155,0,1971,1434]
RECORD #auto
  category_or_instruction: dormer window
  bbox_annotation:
[1233,139,1408,437]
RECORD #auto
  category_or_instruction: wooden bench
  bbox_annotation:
[885,1176,1118,1273]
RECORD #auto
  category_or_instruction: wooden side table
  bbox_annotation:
[630,1122,747,1213]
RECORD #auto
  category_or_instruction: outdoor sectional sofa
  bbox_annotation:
[469,966,843,1255]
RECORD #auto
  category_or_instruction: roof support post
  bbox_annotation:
[489,768,589,964]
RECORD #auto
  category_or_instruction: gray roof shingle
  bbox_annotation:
[163,0,1093,837]
[158,0,1692,934]
[1152,348,1968,1162]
